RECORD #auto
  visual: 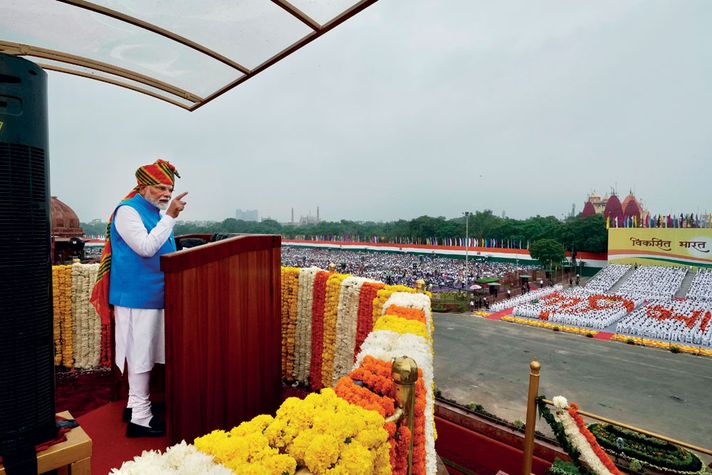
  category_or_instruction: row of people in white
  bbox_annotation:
[584,264,630,293]
[616,299,712,347]
[616,265,687,300]
[489,285,562,312]
[686,269,712,300]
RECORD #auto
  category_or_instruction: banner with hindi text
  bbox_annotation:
[608,228,712,268]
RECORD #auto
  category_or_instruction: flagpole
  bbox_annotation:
[464,211,470,285]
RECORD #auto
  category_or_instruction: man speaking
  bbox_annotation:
[91,159,187,437]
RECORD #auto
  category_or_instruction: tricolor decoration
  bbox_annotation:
[538,396,622,475]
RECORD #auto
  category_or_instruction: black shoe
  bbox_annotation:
[126,417,165,438]
[123,402,166,422]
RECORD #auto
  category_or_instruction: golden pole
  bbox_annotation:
[522,360,541,475]
[392,356,419,475]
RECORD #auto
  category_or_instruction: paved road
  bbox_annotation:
[433,312,712,457]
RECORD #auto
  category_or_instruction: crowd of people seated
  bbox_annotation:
[615,265,688,300]
[686,269,712,300]
[512,288,636,330]
[281,245,537,290]
[584,264,630,293]
[616,300,712,347]
[489,285,562,312]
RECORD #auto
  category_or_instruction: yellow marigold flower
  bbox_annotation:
[334,443,373,475]
[374,314,429,340]
[303,434,340,474]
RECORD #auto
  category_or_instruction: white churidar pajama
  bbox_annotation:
[113,205,175,426]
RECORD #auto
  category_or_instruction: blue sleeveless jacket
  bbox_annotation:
[108,194,176,309]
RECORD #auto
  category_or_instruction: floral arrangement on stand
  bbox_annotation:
[537,396,622,475]
[113,288,437,475]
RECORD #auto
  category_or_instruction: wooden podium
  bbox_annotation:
[161,234,282,444]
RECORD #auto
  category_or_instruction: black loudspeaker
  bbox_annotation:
[0,54,57,473]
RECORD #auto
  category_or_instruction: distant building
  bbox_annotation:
[582,190,648,223]
[236,209,258,222]
[299,214,319,225]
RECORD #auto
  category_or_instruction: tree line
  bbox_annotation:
[82,211,608,253]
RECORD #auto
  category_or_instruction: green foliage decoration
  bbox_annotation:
[588,424,704,473]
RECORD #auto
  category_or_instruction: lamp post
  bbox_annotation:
[464,211,471,284]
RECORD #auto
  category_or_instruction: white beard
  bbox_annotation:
[146,195,169,210]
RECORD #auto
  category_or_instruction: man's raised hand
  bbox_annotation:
[167,192,188,218]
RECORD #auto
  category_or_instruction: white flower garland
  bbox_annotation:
[553,398,616,475]
[293,267,320,382]
[332,276,373,385]
[71,263,101,369]
[110,440,232,474]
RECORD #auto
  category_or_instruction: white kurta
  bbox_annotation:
[113,206,175,373]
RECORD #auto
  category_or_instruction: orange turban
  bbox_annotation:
[135,159,180,187]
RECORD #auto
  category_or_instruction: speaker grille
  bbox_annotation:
[0,141,57,452]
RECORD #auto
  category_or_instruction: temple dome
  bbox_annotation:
[603,193,624,223]
[623,199,642,219]
[581,201,596,217]
[51,196,84,238]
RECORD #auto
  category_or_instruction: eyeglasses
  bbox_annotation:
[150,184,174,192]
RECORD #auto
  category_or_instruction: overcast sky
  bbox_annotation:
[45,0,712,223]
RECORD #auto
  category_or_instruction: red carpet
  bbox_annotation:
[486,308,513,321]
[77,400,168,474]
[56,368,113,418]
[593,331,614,341]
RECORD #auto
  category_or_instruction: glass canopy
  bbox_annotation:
[0,0,377,110]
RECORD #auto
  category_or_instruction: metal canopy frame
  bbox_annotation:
[0,0,377,111]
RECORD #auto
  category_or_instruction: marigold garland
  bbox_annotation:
[567,403,622,475]
[355,282,384,356]
[57,265,75,367]
[609,334,712,356]
[503,316,599,337]
[321,273,349,387]
[374,315,430,342]
[52,265,73,367]
[385,305,427,324]
[334,375,395,418]
[281,267,300,379]
[309,271,331,390]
